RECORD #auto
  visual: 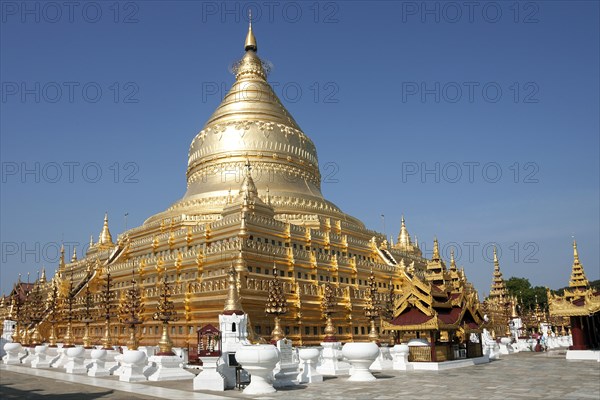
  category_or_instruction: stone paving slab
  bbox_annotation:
[1,352,599,399]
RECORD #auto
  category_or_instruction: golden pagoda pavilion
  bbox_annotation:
[1,22,486,350]
[547,241,600,350]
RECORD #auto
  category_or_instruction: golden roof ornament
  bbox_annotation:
[432,237,440,261]
[449,249,457,271]
[224,266,244,315]
[397,215,411,249]
[40,267,47,284]
[569,240,589,290]
[98,212,113,245]
[71,247,77,263]
[244,10,257,52]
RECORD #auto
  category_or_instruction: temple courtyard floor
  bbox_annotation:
[1,351,599,399]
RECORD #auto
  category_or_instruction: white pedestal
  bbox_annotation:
[370,346,394,371]
[119,350,147,382]
[2,342,23,365]
[64,347,87,374]
[147,355,192,381]
[88,349,109,377]
[391,344,412,371]
[31,345,51,368]
[21,347,35,365]
[297,347,323,384]
[193,356,225,391]
[316,342,350,376]
[273,339,299,388]
[50,347,67,368]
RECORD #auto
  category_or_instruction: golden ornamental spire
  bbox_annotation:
[396,215,412,250]
[98,212,113,245]
[489,246,507,299]
[569,240,589,290]
[89,235,94,248]
[71,247,77,263]
[244,10,257,52]
[224,266,244,315]
[432,237,440,261]
[449,249,457,271]
[40,267,47,284]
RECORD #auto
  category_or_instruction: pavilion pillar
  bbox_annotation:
[570,316,587,350]
[430,332,436,362]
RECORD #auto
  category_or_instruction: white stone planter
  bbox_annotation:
[297,347,323,383]
[235,344,280,395]
[2,342,22,365]
[342,342,379,382]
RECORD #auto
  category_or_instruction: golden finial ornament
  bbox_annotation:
[244,9,257,52]
[98,212,114,245]
[8,287,22,344]
[46,280,60,347]
[39,267,47,284]
[79,285,96,348]
[321,279,337,342]
[71,247,77,263]
[265,263,288,343]
[61,268,76,347]
[568,240,589,290]
[224,266,244,314]
[98,270,115,350]
[364,269,380,342]
[118,268,144,350]
[153,273,179,355]
[432,237,440,261]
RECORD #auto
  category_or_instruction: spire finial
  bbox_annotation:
[432,236,440,260]
[573,239,579,263]
[244,10,257,52]
[98,212,114,245]
[71,247,77,263]
[493,246,499,265]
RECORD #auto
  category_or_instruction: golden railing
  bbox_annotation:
[408,346,431,362]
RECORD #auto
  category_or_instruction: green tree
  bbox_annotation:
[505,277,548,313]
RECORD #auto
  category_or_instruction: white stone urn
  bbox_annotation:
[235,344,280,395]
[2,342,23,364]
[342,343,379,382]
[297,347,323,383]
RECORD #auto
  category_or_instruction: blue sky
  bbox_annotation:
[1,1,598,296]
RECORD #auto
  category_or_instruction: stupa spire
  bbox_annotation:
[98,212,113,245]
[396,215,412,249]
[489,246,507,298]
[244,10,257,52]
[449,249,457,271]
[223,266,244,315]
[71,247,77,263]
[569,240,589,290]
[432,237,440,261]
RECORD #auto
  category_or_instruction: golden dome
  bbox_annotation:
[147,23,361,226]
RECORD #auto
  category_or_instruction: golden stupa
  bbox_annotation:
[1,22,470,347]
